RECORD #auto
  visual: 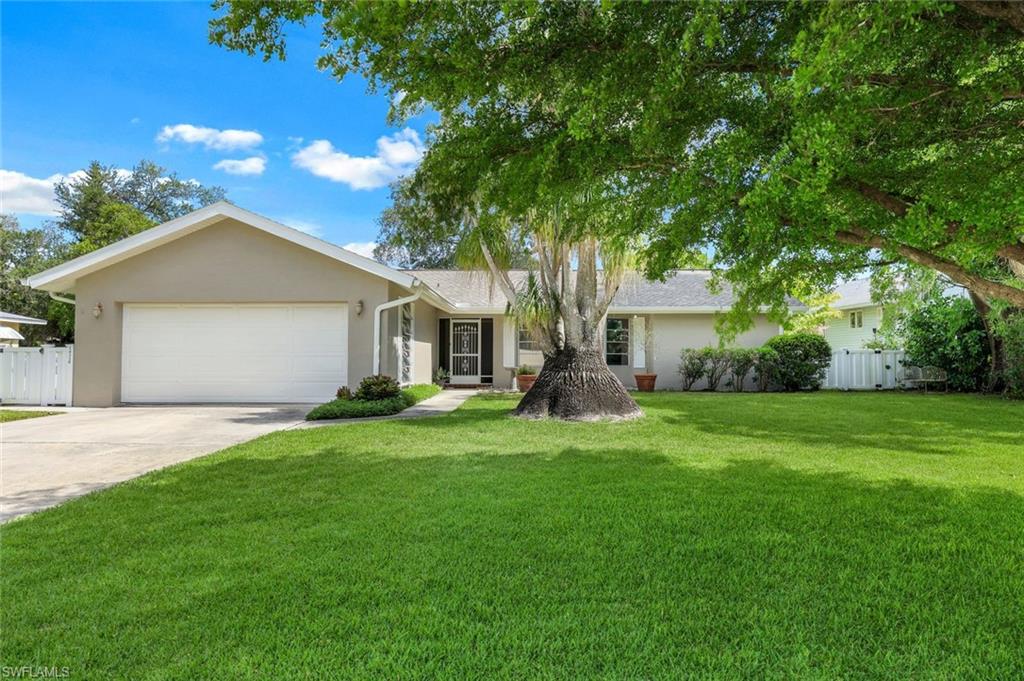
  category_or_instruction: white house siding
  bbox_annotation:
[650,314,780,390]
[823,305,883,350]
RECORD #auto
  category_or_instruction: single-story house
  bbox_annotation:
[822,279,883,350]
[0,311,47,345]
[26,202,795,406]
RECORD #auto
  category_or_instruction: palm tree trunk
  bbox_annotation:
[514,343,641,420]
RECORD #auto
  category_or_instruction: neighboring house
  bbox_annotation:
[25,202,797,406]
[0,311,46,346]
[822,279,885,350]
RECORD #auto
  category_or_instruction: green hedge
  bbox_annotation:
[306,383,441,421]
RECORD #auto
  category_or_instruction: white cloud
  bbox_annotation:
[343,241,378,259]
[0,170,65,215]
[156,123,263,151]
[279,217,324,237]
[291,128,424,190]
[213,156,267,176]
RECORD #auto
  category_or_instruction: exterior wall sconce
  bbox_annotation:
[355,300,364,316]
[92,303,103,319]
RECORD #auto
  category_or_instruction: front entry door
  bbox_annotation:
[450,320,481,385]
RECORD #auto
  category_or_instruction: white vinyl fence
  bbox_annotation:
[825,349,906,391]
[0,345,74,406]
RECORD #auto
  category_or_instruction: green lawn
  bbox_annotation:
[2,392,1023,678]
[0,409,60,423]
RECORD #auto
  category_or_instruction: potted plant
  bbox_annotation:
[633,320,657,391]
[633,372,657,392]
[433,367,451,388]
[516,365,538,392]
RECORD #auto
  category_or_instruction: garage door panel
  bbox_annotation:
[122,303,347,403]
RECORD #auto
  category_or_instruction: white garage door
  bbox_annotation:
[122,303,347,403]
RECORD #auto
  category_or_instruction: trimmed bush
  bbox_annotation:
[753,347,779,392]
[901,296,988,392]
[307,383,441,421]
[728,348,757,392]
[703,347,730,391]
[763,333,832,391]
[679,348,707,390]
[354,374,402,401]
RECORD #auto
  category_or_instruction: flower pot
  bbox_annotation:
[634,373,657,392]
[517,374,537,393]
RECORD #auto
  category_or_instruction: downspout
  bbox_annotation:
[49,292,76,305]
[372,287,422,376]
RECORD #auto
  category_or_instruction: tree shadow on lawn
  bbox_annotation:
[3,442,1023,679]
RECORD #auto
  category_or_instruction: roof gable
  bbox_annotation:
[25,202,416,293]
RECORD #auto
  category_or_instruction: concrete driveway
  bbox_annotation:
[1,405,309,522]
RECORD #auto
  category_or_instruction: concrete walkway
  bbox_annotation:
[1,405,309,523]
[292,389,477,429]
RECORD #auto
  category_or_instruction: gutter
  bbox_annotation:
[372,285,423,375]
[48,292,76,305]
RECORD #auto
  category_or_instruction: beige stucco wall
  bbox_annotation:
[649,313,781,390]
[71,218,392,406]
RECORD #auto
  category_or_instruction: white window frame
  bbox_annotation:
[605,317,630,366]
[518,324,540,352]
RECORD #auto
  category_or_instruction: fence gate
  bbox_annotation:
[825,349,905,391]
[0,345,74,405]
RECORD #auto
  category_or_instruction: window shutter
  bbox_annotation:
[632,316,646,369]
[438,318,450,372]
[502,317,516,367]
[480,318,494,384]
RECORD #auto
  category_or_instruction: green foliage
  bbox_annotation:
[335,386,352,400]
[678,348,707,390]
[210,0,1024,325]
[901,296,989,392]
[728,348,758,392]
[354,374,402,401]
[432,367,450,386]
[306,396,408,421]
[307,383,440,420]
[0,215,69,343]
[763,334,833,392]
[753,347,781,392]
[994,312,1024,399]
[516,364,538,376]
[702,347,730,392]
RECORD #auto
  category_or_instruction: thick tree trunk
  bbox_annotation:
[514,345,642,421]
[968,290,1005,393]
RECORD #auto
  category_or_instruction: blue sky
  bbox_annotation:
[1,1,431,255]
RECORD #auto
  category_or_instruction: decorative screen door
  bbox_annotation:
[450,320,481,384]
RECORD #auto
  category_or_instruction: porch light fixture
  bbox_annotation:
[355,300,364,316]
[92,303,103,318]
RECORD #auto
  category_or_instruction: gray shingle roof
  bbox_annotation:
[407,269,793,310]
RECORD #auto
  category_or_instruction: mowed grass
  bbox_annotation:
[2,392,1023,678]
[0,410,60,423]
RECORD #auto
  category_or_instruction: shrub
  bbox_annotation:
[306,396,407,420]
[753,347,779,392]
[432,367,450,386]
[517,364,537,376]
[678,348,706,390]
[993,310,1024,399]
[728,348,757,392]
[900,296,989,392]
[335,386,352,400]
[354,374,402,401]
[763,333,832,391]
[307,384,440,420]
[703,347,730,391]
[400,383,441,406]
